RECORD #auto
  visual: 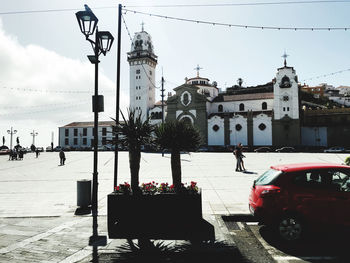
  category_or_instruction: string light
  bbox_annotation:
[0,86,113,94]
[124,1,350,8]
[0,99,90,109]
[0,6,116,16]
[0,101,89,117]
[124,8,350,31]
[0,1,348,16]
[301,68,350,82]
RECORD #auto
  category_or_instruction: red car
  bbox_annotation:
[249,163,350,242]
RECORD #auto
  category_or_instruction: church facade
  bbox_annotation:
[128,28,302,147]
[164,63,301,148]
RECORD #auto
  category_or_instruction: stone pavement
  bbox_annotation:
[0,151,348,262]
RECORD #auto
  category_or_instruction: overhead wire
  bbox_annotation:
[125,1,350,8]
[300,68,350,82]
[0,98,90,109]
[0,100,90,117]
[0,1,348,16]
[0,86,113,94]
[123,8,350,31]
[0,6,116,16]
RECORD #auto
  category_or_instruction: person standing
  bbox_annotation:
[239,143,246,171]
[35,148,40,158]
[59,149,66,165]
[233,143,243,172]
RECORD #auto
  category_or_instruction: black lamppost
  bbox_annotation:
[7,127,17,150]
[76,5,114,247]
[30,130,38,146]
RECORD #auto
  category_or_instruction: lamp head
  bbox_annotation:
[97,31,114,55]
[75,9,98,37]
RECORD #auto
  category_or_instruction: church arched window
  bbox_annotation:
[181,117,192,126]
[262,102,267,110]
[280,75,291,88]
[218,104,223,112]
[183,93,189,105]
[239,103,245,111]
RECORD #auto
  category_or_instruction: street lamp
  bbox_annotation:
[76,5,114,247]
[7,127,17,150]
[30,130,38,146]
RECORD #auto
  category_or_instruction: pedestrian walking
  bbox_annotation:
[35,148,40,158]
[59,149,66,165]
[8,149,13,161]
[233,143,245,172]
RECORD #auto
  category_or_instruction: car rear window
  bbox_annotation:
[255,169,282,186]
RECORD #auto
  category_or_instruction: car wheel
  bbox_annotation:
[277,215,303,242]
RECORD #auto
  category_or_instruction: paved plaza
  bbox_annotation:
[0,151,348,262]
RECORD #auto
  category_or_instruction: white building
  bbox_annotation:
[58,121,114,149]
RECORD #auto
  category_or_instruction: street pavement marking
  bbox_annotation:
[0,217,89,254]
[59,239,114,263]
[236,222,244,230]
[249,225,337,263]
[274,255,336,262]
[59,247,92,263]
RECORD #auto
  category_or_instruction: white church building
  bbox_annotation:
[129,27,301,148]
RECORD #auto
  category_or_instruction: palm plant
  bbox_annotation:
[112,109,154,193]
[154,120,202,191]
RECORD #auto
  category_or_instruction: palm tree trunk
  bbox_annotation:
[129,149,141,193]
[171,149,182,190]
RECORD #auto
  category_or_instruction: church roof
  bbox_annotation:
[61,121,115,128]
[154,100,167,106]
[212,82,274,102]
[173,84,199,91]
[223,92,274,102]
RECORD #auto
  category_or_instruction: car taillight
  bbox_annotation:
[260,187,281,198]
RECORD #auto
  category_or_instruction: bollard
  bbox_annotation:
[76,180,91,215]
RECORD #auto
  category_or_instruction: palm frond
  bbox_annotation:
[154,120,202,152]
[110,108,155,150]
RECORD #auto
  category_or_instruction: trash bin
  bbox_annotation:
[77,179,91,208]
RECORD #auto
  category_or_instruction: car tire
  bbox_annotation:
[276,214,303,242]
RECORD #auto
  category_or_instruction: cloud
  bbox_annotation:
[0,19,128,147]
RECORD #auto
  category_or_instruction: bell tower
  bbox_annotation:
[127,24,158,120]
[272,52,301,146]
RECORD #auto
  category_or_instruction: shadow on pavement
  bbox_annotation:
[242,170,257,174]
[259,225,350,262]
[96,240,248,263]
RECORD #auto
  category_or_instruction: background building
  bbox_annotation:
[58,121,114,149]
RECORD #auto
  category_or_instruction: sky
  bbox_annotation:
[0,0,350,147]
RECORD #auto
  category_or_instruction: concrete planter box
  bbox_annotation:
[107,191,214,241]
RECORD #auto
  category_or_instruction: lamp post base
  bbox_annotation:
[89,235,107,246]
